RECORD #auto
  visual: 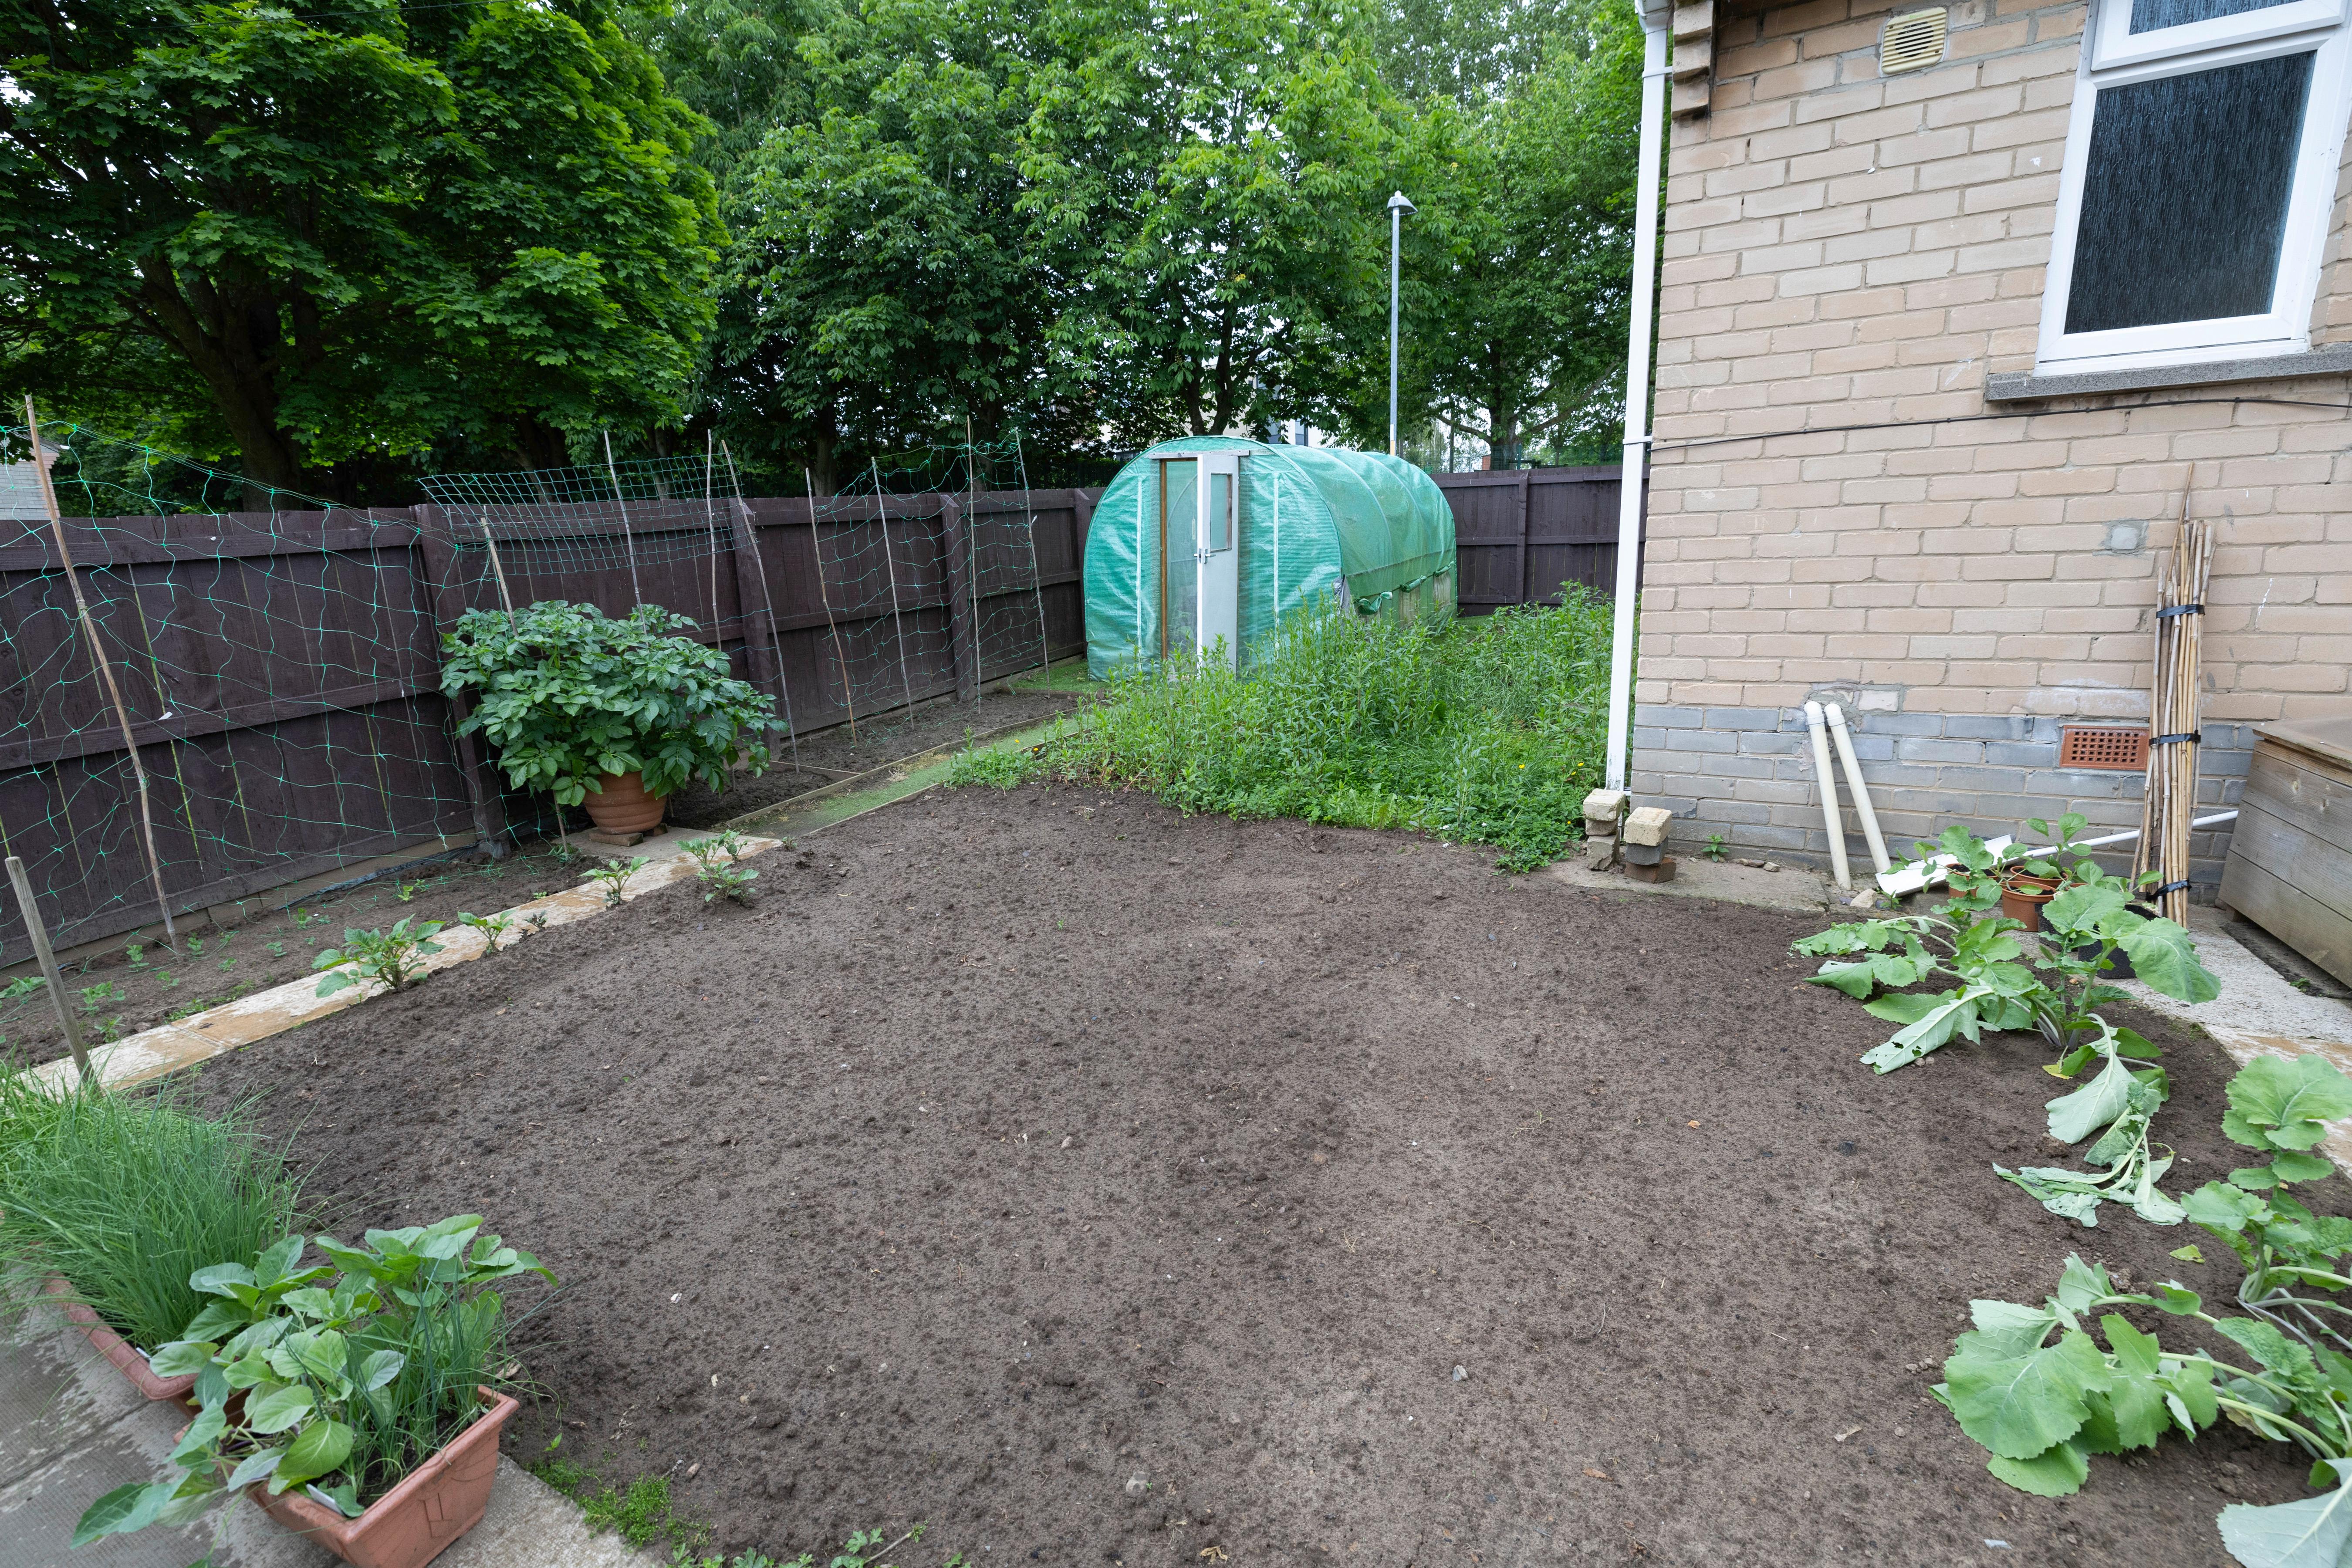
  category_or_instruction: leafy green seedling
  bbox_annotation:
[314,919,445,997]
[156,969,178,990]
[184,935,203,956]
[124,942,146,969]
[1703,833,1727,862]
[456,912,515,953]
[582,857,650,909]
[396,881,420,902]
[1,974,42,1003]
[681,838,757,905]
[78,980,123,1014]
[265,941,286,958]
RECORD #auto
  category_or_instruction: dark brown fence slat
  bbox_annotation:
[413,507,508,857]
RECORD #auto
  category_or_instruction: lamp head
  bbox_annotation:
[1388,191,1415,214]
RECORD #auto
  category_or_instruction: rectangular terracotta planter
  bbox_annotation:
[249,1387,517,1568]
[44,1275,198,1403]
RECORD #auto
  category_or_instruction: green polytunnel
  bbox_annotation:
[1083,437,1456,677]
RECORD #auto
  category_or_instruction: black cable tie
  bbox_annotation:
[2154,878,2193,895]
[2152,731,2201,746]
[2155,604,2205,619]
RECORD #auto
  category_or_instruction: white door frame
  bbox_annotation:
[1196,453,1241,667]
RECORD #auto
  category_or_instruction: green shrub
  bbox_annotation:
[0,1077,303,1352]
[951,591,1612,870]
[441,601,777,806]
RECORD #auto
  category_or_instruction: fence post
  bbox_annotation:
[939,494,979,703]
[1516,468,1533,606]
[725,497,792,743]
[413,506,509,858]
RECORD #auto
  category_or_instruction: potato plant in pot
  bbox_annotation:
[440,602,777,836]
[75,1216,551,1568]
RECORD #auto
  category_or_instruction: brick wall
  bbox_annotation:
[1635,0,2352,891]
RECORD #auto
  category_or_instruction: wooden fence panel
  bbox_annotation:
[1435,466,1643,612]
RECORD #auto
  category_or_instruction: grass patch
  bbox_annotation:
[0,1074,303,1349]
[950,591,1614,870]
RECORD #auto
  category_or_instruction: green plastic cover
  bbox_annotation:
[1083,437,1455,676]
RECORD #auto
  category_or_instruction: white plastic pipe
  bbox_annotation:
[1803,701,1853,891]
[1602,9,1671,792]
[1824,703,1890,875]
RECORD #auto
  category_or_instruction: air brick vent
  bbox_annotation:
[1881,8,1949,74]
[2059,725,2151,772]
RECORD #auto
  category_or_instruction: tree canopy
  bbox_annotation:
[2,0,724,495]
[7,0,1644,495]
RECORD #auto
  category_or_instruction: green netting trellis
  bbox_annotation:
[0,421,470,1047]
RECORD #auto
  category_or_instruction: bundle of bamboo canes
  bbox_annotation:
[2133,510,2214,925]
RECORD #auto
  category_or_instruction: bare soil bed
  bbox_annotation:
[196,784,2323,1566]
[0,840,579,1066]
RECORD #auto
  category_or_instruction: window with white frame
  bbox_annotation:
[2038,0,2352,373]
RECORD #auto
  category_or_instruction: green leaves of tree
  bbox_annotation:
[3,0,722,490]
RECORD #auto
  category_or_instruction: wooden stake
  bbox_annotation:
[602,429,643,604]
[24,399,179,951]
[806,468,858,740]
[875,459,917,720]
[7,854,90,1084]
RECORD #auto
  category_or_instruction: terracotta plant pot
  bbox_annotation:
[249,1387,517,1568]
[579,770,666,835]
[1998,870,2063,932]
[45,1275,196,1403]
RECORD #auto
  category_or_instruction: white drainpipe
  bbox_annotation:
[1603,5,1673,792]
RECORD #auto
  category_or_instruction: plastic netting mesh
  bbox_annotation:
[799,435,1051,731]
[1,420,468,1002]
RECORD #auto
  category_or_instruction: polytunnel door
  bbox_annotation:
[1156,458,1197,662]
[1196,453,1239,668]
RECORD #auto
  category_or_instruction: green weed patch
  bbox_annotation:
[950,591,1613,870]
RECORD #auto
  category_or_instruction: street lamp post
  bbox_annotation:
[1387,191,1414,457]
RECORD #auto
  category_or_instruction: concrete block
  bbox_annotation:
[1984,740,2060,767]
[1666,729,1740,754]
[1863,712,1947,737]
[1639,705,1703,730]
[1703,706,1784,732]
[1625,806,1676,847]
[1943,715,2029,740]
[1584,835,1621,871]
[1897,737,1986,764]
[1582,788,1630,827]
[1623,840,1666,866]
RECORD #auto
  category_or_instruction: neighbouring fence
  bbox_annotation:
[1435,466,1643,613]
[1,486,1098,959]
[3,463,1615,960]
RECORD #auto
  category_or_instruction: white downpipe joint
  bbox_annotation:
[1823,703,1890,875]
[1601,12,1670,793]
[1802,701,1852,891]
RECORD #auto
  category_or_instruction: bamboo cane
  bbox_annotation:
[2134,502,2211,926]
[23,399,179,950]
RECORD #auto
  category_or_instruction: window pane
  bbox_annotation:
[2065,53,2311,335]
[2130,0,2295,33]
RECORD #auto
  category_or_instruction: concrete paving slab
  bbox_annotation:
[1543,853,1840,913]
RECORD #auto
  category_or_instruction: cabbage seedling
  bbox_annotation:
[682,837,758,905]
[456,912,515,953]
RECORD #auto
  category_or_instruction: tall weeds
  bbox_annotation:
[0,1074,303,1350]
[956,590,1612,869]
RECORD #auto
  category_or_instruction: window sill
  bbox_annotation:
[1985,343,2352,402]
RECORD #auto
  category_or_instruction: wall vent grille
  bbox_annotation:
[1881,8,1949,73]
[2059,725,2151,772]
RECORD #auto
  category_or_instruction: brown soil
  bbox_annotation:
[194,783,2324,1567]
[0,841,579,1067]
[668,685,1091,829]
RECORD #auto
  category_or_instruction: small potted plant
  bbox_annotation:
[440,601,777,836]
[74,1216,551,1568]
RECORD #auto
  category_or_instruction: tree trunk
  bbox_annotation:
[132,269,305,503]
[809,405,838,497]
